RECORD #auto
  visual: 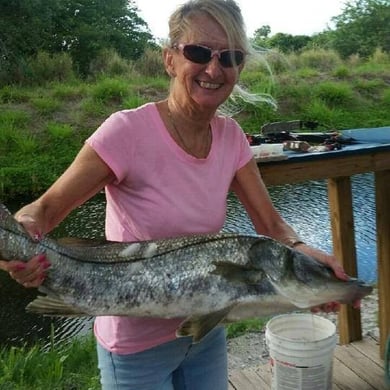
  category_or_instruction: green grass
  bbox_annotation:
[0,333,99,390]
[226,318,268,339]
[1,48,389,201]
[0,320,267,389]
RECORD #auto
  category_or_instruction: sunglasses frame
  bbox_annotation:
[173,43,245,68]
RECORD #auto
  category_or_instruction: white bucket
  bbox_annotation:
[265,314,337,390]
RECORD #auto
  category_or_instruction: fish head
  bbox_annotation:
[249,237,373,309]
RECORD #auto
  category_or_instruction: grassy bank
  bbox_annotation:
[0,332,99,390]
[0,319,266,390]
[1,49,390,202]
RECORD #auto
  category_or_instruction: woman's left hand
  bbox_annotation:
[294,243,361,313]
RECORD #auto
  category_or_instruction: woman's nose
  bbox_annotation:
[204,55,223,77]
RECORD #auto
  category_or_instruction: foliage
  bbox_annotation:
[0,0,154,83]
[133,47,167,77]
[89,48,136,79]
[331,0,390,58]
[268,33,313,53]
[27,52,76,85]
[226,318,268,339]
[1,49,389,201]
[0,333,99,389]
[314,82,356,108]
[90,77,130,104]
[292,49,342,72]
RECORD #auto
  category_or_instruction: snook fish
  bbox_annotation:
[0,203,372,341]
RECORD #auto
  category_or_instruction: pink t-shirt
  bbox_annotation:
[86,102,253,354]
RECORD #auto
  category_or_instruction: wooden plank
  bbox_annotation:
[334,343,387,389]
[351,337,384,368]
[258,150,390,186]
[333,355,376,390]
[228,382,237,390]
[327,176,363,343]
[254,363,271,386]
[228,368,268,389]
[375,169,390,357]
[229,338,382,390]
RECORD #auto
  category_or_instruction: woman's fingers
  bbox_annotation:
[7,254,50,288]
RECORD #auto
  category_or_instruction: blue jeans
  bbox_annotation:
[97,327,228,390]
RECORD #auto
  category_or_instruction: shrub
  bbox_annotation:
[134,48,166,77]
[314,81,355,108]
[91,78,129,103]
[296,49,342,72]
[333,65,351,78]
[303,99,354,129]
[89,49,135,78]
[0,86,31,103]
[47,122,74,138]
[30,97,61,116]
[382,89,390,107]
[369,48,390,65]
[28,51,75,85]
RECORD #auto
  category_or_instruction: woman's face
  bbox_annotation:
[165,13,244,112]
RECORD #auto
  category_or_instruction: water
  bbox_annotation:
[0,173,377,347]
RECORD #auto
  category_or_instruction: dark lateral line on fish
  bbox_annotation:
[4,226,256,265]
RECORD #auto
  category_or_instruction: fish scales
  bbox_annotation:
[48,236,259,317]
[0,203,373,342]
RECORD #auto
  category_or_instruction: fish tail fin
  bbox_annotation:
[26,295,89,317]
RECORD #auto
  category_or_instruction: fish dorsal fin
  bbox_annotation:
[211,261,264,284]
[177,306,233,343]
[26,295,89,317]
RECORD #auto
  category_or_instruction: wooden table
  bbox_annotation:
[256,139,390,357]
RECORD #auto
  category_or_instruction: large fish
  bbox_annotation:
[0,203,372,341]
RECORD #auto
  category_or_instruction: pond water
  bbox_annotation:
[0,173,376,347]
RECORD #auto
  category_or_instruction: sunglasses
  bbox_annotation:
[174,43,245,68]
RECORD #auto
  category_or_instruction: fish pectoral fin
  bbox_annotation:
[176,307,232,343]
[211,261,264,284]
[26,295,88,317]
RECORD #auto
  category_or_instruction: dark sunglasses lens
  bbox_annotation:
[220,50,244,67]
[183,45,211,64]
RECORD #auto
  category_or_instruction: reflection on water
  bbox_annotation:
[224,173,377,282]
[0,174,376,346]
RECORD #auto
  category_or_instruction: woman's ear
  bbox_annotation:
[163,47,176,77]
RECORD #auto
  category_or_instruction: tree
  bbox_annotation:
[267,33,312,53]
[331,0,390,58]
[0,0,154,79]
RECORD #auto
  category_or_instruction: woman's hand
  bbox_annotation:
[0,254,50,288]
[294,243,361,312]
[0,213,50,288]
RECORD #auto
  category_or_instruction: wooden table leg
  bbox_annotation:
[328,176,363,344]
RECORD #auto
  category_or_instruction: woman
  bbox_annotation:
[0,0,348,388]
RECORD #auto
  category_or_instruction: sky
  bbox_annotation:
[135,0,346,40]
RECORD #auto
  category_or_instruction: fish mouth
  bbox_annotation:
[270,278,373,309]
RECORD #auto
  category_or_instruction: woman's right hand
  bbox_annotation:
[0,212,51,288]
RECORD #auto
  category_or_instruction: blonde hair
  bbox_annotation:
[168,0,249,53]
[168,0,277,116]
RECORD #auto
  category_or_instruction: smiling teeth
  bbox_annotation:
[199,81,220,89]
